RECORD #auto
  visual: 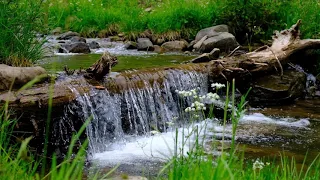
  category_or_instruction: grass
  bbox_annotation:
[1,0,320,66]
[0,0,44,66]
[41,0,320,42]
[0,76,114,180]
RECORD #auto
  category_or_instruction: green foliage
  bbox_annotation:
[0,0,44,66]
[42,0,320,43]
[0,77,113,180]
[43,0,217,39]
[216,0,285,43]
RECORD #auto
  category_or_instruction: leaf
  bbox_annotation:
[17,136,32,161]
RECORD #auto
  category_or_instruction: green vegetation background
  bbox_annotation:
[1,0,320,66]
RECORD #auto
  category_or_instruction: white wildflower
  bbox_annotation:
[207,92,220,101]
[211,83,225,90]
[185,107,192,112]
[253,159,265,170]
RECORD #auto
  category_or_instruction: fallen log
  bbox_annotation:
[206,20,320,80]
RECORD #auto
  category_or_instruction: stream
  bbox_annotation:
[39,41,320,177]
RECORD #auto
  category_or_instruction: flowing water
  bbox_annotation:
[57,69,320,176]
[39,38,195,73]
[43,41,320,176]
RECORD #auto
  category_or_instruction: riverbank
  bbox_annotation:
[43,0,320,42]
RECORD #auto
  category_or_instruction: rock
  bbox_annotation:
[153,45,164,54]
[186,40,196,51]
[42,43,60,57]
[70,36,86,43]
[154,38,165,45]
[50,27,62,35]
[249,70,306,105]
[58,47,68,53]
[0,64,47,91]
[56,31,79,40]
[137,38,154,51]
[89,41,101,49]
[161,40,188,52]
[62,42,91,53]
[195,24,229,42]
[118,33,125,37]
[190,48,219,63]
[124,41,137,49]
[209,48,220,59]
[193,35,208,50]
[190,53,211,63]
[198,32,239,53]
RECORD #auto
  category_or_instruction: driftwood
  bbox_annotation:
[84,51,118,80]
[207,20,320,80]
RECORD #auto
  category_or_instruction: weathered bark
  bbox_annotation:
[84,51,118,80]
[0,77,90,108]
[206,20,320,79]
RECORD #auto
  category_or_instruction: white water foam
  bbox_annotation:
[92,113,311,166]
[240,113,310,128]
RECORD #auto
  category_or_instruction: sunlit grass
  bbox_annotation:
[42,0,320,41]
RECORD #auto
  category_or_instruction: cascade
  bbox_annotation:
[57,69,208,155]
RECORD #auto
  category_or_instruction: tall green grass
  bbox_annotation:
[43,0,320,41]
[0,0,44,66]
[0,77,114,180]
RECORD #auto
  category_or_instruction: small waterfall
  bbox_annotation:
[62,69,208,154]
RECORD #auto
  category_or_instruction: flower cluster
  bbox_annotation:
[211,83,225,90]
[176,89,197,97]
[191,101,206,111]
[199,92,220,102]
[252,159,265,170]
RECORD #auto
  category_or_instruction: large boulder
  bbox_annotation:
[161,40,188,52]
[195,24,229,42]
[56,31,79,40]
[198,32,239,53]
[62,42,91,53]
[137,38,154,51]
[248,70,306,105]
[0,64,47,91]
